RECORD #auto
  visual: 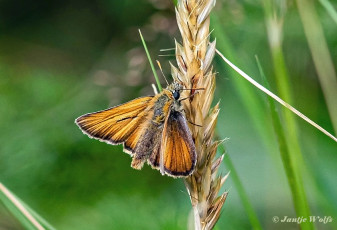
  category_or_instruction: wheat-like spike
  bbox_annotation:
[172,0,228,229]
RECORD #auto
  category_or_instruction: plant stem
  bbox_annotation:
[296,0,337,135]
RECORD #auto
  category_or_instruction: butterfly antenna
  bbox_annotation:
[179,91,200,102]
[156,60,169,86]
[180,88,205,91]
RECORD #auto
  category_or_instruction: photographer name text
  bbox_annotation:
[272,216,333,224]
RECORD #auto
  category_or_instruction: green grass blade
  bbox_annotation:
[262,2,314,229]
[211,13,273,146]
[319,0,337,25]
[138,29,162,92]
[217,142,262,230]
[14,195,56,230]
[257,55,337,229]
[0,186,37,230]
[0,182,53,230]
[211,12,271,230]
[255,56,314,230]
[296,0,337,134]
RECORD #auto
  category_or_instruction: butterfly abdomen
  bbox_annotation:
[131,120,163,169]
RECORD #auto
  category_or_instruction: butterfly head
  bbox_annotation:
[168,81,183,100]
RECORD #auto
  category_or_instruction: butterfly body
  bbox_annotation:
[76,82,196,177]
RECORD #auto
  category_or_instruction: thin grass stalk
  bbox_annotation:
[211,14,265,227]
[14,195,56,230]
[216,50,337,143]
[0,183,52,230]
[216,47,337,229]
[296,0,337,134]
[139,29,162,92]
[257,54,337,228]
[263,0,311,214]
[171,0,228,229]
[211,13,280,229]
[264,78,311,230]
[211,13,273,146]
[256,57,314,230]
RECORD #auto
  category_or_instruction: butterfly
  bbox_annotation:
[75,81,197,177]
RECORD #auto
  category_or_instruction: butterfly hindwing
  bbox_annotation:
[75,96,153,154]
[155,110,196,177]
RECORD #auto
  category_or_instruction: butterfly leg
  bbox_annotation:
[181,109,202,127]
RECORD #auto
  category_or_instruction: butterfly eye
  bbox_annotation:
[173,91,180,100]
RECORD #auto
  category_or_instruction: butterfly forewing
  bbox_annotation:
[159,110,196,177]
[76,96,153,153]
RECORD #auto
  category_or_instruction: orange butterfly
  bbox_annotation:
[75,82,196,177]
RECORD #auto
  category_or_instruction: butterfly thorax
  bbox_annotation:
[152,90,174,125]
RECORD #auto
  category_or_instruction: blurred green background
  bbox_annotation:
[0,0,336,229]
